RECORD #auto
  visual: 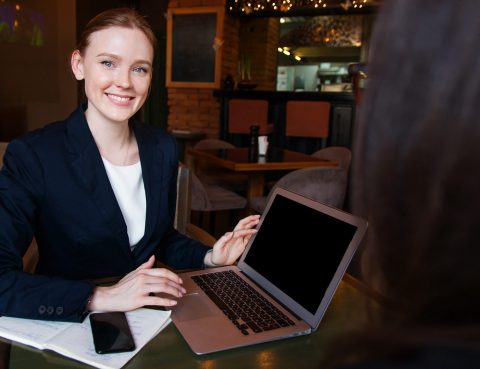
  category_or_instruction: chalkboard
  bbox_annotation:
[166,7,224,88]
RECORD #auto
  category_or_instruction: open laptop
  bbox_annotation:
[171,187,368,354]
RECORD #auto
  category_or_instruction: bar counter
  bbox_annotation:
[214,89,356,153]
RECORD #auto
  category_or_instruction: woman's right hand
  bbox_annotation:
[87,255,186,312]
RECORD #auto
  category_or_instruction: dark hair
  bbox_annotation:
[322,0,480,366]
[76,7,157,55]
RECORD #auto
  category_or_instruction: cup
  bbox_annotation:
[258,135,269,156]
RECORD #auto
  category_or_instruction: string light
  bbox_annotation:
[227,0,372,14]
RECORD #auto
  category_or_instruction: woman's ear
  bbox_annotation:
[71,50,84,80]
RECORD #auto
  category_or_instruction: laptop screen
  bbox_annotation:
[239,188,366,328]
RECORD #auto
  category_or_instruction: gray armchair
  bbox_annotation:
[311,146,352,173]
[190,167,247,238]
[250,166,348,214]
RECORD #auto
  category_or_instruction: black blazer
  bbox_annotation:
[0,105,210,322]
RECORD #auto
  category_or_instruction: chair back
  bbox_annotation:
[0,141,8,168]
[311,146,352,173]
[190,170,246,212]
[285,101,330,138]
[250,166,347,214]
[228,99,273,135]
[189,166,246,237]
[175,164,192,234]
[193,138,235,150]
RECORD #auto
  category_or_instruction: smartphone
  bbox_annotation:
[90,312,136,354]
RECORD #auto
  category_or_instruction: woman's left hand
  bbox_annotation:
[204,215,260,267]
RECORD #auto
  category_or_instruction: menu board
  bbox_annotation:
[166,7,223,88]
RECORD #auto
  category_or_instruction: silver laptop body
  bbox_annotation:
[171,187,368,354]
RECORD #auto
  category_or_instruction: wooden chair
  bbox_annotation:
[176,163,216,246]
[285,100,331,153]
[0,141,8,167]
[227,99,274,146]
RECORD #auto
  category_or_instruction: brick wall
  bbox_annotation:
[167,0,277,137]
[239,18,279,90]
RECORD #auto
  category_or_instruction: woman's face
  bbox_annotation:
[71,26,153,124]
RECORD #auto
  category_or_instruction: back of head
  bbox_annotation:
[353,0,480,329]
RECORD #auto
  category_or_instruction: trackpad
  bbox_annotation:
[173,293,216,322]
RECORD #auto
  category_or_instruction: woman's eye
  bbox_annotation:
[133,66,148,74]
[101,60,114,68]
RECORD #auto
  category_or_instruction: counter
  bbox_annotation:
[213,90,356,153]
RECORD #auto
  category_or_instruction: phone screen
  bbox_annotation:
[90,312,136,354]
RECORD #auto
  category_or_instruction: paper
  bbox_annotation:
[258,135,269,156]
[0,308,171,369]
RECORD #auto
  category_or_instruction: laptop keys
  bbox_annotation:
[191,271,295,335]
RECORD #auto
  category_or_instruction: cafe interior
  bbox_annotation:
[3,1,478,369]
[0,0,380,358]
[0,0,379,237]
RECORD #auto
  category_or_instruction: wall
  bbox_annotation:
[239,18,278,90]
[167,0,225,137]
[0,0,77,140]
[166,0,278,138]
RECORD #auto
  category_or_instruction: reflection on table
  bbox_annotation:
[2,274,383,369]
[186,147,337,210]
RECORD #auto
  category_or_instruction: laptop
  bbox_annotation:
[171,187,368,354]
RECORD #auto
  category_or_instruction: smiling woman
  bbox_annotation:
[71,25,153,165]
[0,7,260,323]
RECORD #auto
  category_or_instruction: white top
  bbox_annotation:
[102,158,146,249]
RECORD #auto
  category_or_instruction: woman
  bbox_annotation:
[321,0,480,368]
[0,8,259,322]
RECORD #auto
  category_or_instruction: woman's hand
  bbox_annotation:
[204,215,260,267]
[88,255,186,312]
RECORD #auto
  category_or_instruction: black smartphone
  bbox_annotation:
[90,312,136,354]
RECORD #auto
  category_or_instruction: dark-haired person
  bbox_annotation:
[0,7,259,322]
[321,0,480,368]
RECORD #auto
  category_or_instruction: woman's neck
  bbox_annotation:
[85,111,138,166]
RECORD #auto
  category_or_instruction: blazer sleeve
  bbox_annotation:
[0,140,94,322]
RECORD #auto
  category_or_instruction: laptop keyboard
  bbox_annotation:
[191,270,295,335]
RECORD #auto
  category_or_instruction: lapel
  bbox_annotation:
[133,122,164,241]
[65,106,131,252]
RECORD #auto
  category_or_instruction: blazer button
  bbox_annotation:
[38,305,46,314]
[56,307,64,315]
[47,306,54,315]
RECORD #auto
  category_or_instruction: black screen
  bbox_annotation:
[243,194,357,314]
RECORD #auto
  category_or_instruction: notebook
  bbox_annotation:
[171,187,368,354]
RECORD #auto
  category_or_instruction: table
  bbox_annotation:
[1,274,383,369]
[186,147,337,209]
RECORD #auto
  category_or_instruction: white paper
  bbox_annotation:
[0,308,171,369]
